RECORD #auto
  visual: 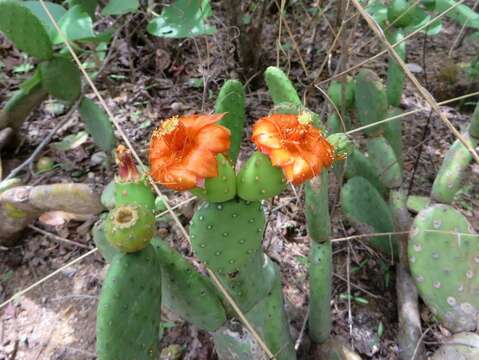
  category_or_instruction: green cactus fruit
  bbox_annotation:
[96,245,162,360]
[470,102,479,139]
[383,107,403,166]
[354,69,388,137]
[101,180,116,209]
[344,148,387,196]
[367,136,403,188]
[0,1,53,60]
[341,176,398,257]
[104,204,155,253]
[309,240,332,343]
[431,133,478,204]
[327,133,353,160]
[191,154,236,203]
[408,204,479,332]
[215,80,246,163]
[327,79,355,110]
[386,30,406,107]
[151,237,227,331]
[406,195,431,214]
[264,66,302,106]
[93,217,119,263]
[114,178,156,211]
[387,0,415,27]
[236,151,286,201]
[243,264,297,360]
[189,199,265,274]
[40,56,81,102]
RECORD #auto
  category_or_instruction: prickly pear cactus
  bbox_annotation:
[431,133,478,204]
[104,204,155,253]
[327,79,355,110]
[386,30,406,107]
[152,237,227,331]
[189,199,276,312]
[93,217,119,263]
[367,136,403,188]
[344,148,387,196]
[191,154,236,203]
[237,151,286,201]
[409,204,479,332]
[216,80,246,163]
[96,245,162,360]
[341,176,398,257]
[264,66,302,107]
[115,179,156,211]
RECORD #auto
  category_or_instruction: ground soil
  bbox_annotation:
[1,1,479,359]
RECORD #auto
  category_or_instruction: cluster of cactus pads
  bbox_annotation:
[94,70,349,359]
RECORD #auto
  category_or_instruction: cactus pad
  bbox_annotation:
[189,199,265,274]
[264,66,301,106]
[327,79,355,109]
[191,154,236,203]
[341,176,398,256]
[0,1,53,60]
[354,69,388,137]
[152,237,226,331]
[96,245,162,359]
[409,204,479,332]
[93,217,119,263]
[383,107,403,165]
[367,136,402,188]
[216,80,246,163]
[104,204,155,252]
[237,151,286,201]
[386,30,406,107]
[344,148,387,196]
[431,134,477,204]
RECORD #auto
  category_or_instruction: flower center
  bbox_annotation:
[159,116,180,135]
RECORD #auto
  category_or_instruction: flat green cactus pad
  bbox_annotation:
[237,151,286,201]
[367,136,402,189]
[0,0,53,60]
[409,204,479,332]
[344,148,387,196]
[431,134,477,204]
[92,217,119,263]
[96,245,162,360]
[341,176,398,257]
[40,56,81,101]
[189,199,265,274]
[264,66,301,106]
[152,237,226,331]
[216,80,245,163]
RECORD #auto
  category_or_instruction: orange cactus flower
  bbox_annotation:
[149,114,230,191]
[252,113,334,185]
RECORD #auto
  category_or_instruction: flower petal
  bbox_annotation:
[269,148,294,167]
[154,166,198,191]
[183,148,218,178]
[195,124,231,153]
[182,114,225,135]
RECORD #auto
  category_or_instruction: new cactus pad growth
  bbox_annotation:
[408,204,479,332]
[96,245,162,359]
[327,78,355,110]
[104,204,155,253]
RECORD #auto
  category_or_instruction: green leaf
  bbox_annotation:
[436,0,479,29]
[20,68,42,92]
[67,0,98,18]
[147,0,216,38]
[52,5,95,44]
[101,0,138,16]
[51,131,89,151]
[78,98,116,151]
[366,2,388,27]
[22,1,67,39]
[0,0,53,59]
[40,56,82,101]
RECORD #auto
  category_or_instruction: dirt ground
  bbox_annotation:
[1,1,479,359]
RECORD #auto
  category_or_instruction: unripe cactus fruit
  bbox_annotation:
[96,245,162,360]
[191,154,236,203]
[408,204,478,332]
[236,151,286,201]
[327,79,355,109]
[327,133,353,160]
[104,204,155,253]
